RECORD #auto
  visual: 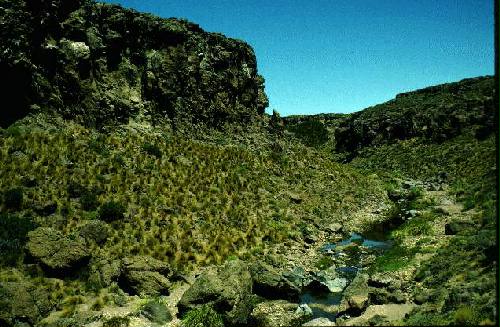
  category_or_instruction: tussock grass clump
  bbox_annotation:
[181,304,224,327]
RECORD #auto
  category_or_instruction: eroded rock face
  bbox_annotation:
[0,0,268,128]
[118,256,171,296]
[88,256,122,289]
[178,260,253,326]
[25,227,90,272]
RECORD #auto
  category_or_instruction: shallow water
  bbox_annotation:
[300,289,341,321]
[301,233,392,322]
[321,232,392,252]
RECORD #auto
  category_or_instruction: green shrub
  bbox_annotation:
[181,304,224,327]
[404,311,449,326]
[454,306,480,326]
[0,213,37,265]
[287,120,329,147]
[103,316,130,327]
[142,143,162,158]
[81,191,99,211]
[315,255,334,270]
[3,188,23,210]
[98,201,126,222]
[400,217,432,237]
[67,181,85,198]
[370,244,416,273]
[140,299,172,324]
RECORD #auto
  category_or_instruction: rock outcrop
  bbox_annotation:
[250,261,301,301]
[25,227,90,272]
[118,256,171,296]
[0,280,53,326]
[178,260,254,326]
[250,300,312,327]
[339,273,369,314]
[0,0,268,128]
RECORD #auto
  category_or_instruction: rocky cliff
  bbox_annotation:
[0,0,268,128]
[334,76,495,156]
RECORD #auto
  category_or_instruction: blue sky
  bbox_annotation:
[101,0,495,116]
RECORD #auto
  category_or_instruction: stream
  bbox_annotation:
[299,233,392,322]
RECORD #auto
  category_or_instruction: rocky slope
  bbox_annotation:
[0,0,268,128]
[334,76,495,156]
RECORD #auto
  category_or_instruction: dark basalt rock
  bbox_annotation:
[0,280,53,326]
[118,255,171,296]
[178,259,254,326]
[25,227,90,274]
[249,261,301,302]
[0,0,268,128]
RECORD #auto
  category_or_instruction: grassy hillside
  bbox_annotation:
[0,114,389,320]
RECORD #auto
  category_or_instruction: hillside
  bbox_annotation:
[0,1,497,327]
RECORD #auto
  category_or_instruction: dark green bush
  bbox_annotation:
[404,311,448,326]
[98,201,126,222]
[103,316,130,327]
[89,134,108,155]
[67,181,85,198]
[81,191,99,211]
[181,304,224,327]
[141,299,172,324]
[0,213,37,265]
[287,120,329,147]
[142,143,162,158]
[3,187,23,210]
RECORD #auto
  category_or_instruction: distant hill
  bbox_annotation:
[0,0,268,128]
[334,76,495,155]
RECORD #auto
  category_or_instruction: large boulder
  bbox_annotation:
[88,257,122,289]
[0,280,53,326]
[340,303,415,326]
[78,220,110,245]
[118,256,171,297]
[178,259,253,326]
[339,273,369,314]
[250,261,301,301]
[308,266,348,293]
[25,227,90,272]
[250,300,312,327]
